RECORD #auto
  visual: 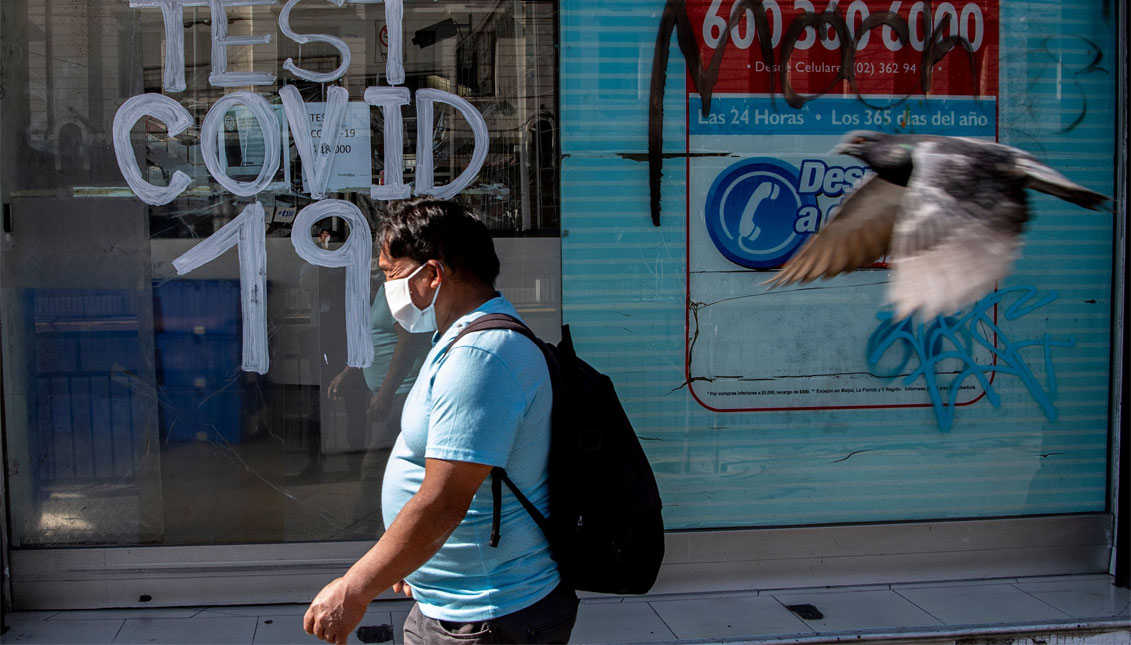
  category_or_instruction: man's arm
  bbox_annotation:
[346,457,491,596]
[303,458,491,644]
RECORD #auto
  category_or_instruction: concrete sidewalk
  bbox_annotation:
[3,574,1129,644]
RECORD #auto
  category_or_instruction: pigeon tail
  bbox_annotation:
[1018,157,1112,211]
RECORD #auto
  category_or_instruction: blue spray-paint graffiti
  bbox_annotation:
[866,286,1076,431]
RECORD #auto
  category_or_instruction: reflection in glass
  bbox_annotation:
[0,0,561,548]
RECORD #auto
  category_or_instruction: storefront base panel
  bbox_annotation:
[9,514,1113,610]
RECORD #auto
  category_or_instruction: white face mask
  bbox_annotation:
[384,262,442,333]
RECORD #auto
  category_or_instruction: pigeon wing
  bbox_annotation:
[764,173,902,288]
[888,141,1030,320]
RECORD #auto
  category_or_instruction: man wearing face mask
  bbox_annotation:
[304,199,576,645]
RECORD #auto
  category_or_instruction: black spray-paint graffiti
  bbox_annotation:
[865,287,1076,432]
[1035,35,1108,134]
[647,0,979,225]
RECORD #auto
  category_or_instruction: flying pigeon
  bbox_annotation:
[764,131,1112,320]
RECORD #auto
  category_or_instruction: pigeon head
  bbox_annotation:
[831,130,913,174]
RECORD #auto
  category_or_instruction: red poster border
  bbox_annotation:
[682,93,1000,414]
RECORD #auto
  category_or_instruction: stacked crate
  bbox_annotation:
[152,280,244,444]
[30,289,145,486]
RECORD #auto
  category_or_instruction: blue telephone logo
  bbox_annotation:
[703,158,817,269]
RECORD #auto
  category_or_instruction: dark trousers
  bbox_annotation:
[402,583,578,645]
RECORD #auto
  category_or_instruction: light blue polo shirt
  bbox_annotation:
[380,295,559,622]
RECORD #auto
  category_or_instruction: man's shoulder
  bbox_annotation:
[449,326,540,365]
[449,315,547,381]
[448,298,533,353]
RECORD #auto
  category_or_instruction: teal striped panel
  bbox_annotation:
[561,0,1116,529]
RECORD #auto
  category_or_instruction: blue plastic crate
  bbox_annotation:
[154,333,242,387]
[159,389,243,444]
[29,288,146,487]
[152,279,241,336]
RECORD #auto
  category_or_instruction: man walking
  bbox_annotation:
[304,199,577,644]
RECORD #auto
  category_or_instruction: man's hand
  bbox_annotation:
[327,371,346,401]
[367,390,393,424]
[303,459,490,642]
[304,577,370,644]
[327,369,356,401]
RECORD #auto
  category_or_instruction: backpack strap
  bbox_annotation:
[447,313,538,351]
[489,467,551,547]
[490,472,502,547]
[444,314,553,549]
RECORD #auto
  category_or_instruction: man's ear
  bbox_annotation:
[426,259,445,289]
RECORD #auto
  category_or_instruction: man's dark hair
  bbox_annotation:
[377,198,500,287]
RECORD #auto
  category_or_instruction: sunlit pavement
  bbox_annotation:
[3,574,1128,644]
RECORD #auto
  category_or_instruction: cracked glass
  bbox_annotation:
[0,0,560,547]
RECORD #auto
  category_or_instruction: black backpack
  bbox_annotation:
[448,314,665,595]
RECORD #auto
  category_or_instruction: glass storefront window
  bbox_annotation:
[1,0,560,547]
[1,0,1122,557]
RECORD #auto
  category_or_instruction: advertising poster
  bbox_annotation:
[686,0,1000,411]
[300,102,374,194]
[215,102,372,196]
[219,105,286,179]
